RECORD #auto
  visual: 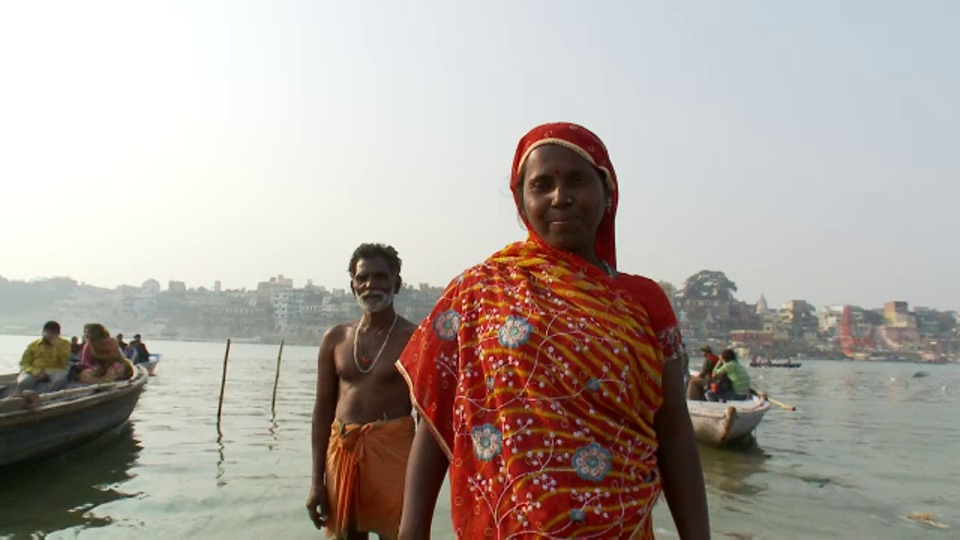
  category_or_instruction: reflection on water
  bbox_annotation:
[216,431,227,488]
[700,445,769,497]
[0,337,958,538]
[0,423,142,537]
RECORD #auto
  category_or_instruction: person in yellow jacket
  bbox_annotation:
[18,321,72,393]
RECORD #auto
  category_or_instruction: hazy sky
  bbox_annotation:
[1,1,957,310]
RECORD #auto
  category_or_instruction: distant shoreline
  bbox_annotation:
[2,333,953,363]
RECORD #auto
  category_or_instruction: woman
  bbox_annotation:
[397,123,710,539]
[78,323,134,384]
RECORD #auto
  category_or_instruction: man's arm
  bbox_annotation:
[698,357,712,378]
[307,327,341,528]
[655,356,711,540]
[20,343,35,374]
[711,363,729,380]
[398,425,449,540]
[56,341,72,368]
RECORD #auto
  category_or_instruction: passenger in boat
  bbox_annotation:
[397,123,709,539]
[116,333,128,354]
[128,334,151,364]
[686,344,721,400]
[306,243,418,539]
[16,321,72,393]
[706,349,751,402]
[69,336,82,360]
[77,323,135,384]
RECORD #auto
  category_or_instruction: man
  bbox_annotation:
[128,334,150,364]
[116,333,128,354]
[18,321,72,393]
[706,348,752,401]
[306,243,417,539]
[686,344,721,400]
[69,336,82,360]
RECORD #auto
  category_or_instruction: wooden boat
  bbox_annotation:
[0,365,148,469]
[686,370,771,447]
[749,360,802,369]
[688,395,771,447]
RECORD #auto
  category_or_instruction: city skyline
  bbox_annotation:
[2,2,957,311]
[4,271,955,314]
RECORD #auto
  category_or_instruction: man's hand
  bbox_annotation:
[306,487,329,530]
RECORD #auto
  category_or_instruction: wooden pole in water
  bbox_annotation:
[217,338,232,426]
[271,340,285,414]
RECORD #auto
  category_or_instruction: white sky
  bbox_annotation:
[1,1,957,310]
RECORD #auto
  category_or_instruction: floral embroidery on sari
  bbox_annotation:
[398,240,667,539]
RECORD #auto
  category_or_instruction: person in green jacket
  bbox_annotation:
[706,349,751,402]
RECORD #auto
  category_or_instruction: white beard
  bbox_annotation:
[356,290,394,313]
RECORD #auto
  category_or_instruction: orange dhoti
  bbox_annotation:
[324,415,414,539]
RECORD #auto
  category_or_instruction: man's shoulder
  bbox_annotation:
[323,322,354,342]
[397,316,419,332]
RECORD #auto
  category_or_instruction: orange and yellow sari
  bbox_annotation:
[399,122,685,539]
[399,239,685,539]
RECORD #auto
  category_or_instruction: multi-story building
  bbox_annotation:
[819,305,845,336]
[168,280,187,293]
[779,300,818,339]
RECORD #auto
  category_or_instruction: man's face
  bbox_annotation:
[42,329,59,342]
[351,257,399,313]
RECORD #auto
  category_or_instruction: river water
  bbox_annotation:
[0,335,957,539]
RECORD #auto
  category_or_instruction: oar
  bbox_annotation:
[750,389,796,411]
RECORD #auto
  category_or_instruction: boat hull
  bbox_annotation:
[687,396,770,447]
[0,367,148,469]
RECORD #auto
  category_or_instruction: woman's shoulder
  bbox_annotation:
[614,272,677,329]
[614,272,670,302]
[441,242,527,289]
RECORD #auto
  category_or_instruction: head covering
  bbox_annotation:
[84,323,110,341]
[510,122,619,269]
[700,345,713,353]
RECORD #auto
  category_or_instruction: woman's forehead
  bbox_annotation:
[523,144,595,174]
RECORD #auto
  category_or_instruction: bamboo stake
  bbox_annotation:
[217,338,232,426]
[271,340,285,414]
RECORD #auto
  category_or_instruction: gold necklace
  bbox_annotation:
[352,312,399,374]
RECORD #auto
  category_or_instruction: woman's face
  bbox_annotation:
[520,144,608,262]
[83,326,92,340]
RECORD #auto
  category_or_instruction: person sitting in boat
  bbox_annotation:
[686,344,721,400]
[77,323,135,384]
[116,333,128,355]
[128,334,151,364]
[706,349,751,402]
[69,336,82,362]
[16,321,72,394]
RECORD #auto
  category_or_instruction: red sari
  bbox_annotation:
[398,122,685,539]
[398,239,683,539]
